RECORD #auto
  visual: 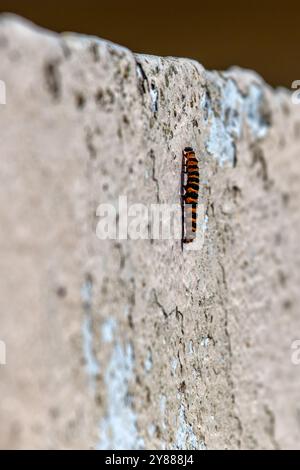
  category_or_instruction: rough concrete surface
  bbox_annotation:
[0,15,300,450]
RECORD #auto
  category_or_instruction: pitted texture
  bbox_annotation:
[0,15,300,449]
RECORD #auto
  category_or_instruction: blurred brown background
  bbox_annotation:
[0,0,299,88]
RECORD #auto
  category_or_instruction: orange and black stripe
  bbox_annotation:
[182,147,199,244]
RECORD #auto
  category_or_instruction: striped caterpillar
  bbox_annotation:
[181,147,199,246]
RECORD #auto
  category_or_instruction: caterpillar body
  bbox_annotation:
[181,147,199,246]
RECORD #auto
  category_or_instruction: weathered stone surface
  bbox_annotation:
[0,15,300,450]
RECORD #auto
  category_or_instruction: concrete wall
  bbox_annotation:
[0,15,300,449]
